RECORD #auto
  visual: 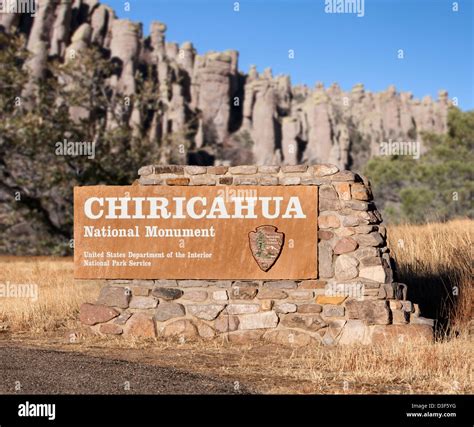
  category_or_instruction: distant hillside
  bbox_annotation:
[0,0,450,170]
[0,0,458,255]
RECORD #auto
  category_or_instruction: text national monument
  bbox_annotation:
[76,165,435,346]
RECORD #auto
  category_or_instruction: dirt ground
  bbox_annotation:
[0,332,339,395]
[1,330,471,395]
[0,333,294,395]
[0,343,248,395]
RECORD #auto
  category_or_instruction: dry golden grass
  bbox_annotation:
[0,256,102,333]
[0,220,472,394]
[387,218,473,333]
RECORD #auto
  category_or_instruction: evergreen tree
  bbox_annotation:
[365,108,474,224]
[0,32,165,254]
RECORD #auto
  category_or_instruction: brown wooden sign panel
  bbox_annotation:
[74,185,318,280]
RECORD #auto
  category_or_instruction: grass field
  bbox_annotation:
[0,220,472,394]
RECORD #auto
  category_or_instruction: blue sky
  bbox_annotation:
[103,0,473,110]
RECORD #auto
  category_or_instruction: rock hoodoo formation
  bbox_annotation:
[1,0,450,169]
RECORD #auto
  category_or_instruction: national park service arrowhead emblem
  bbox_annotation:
[248,225,285,272]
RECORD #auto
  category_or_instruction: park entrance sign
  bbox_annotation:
[77,164,434,347]
[74,186,318,279]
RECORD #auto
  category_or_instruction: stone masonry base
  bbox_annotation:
[80,279,434,346]
[79,164,435,346]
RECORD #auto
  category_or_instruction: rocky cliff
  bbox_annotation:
[0,0,450,170]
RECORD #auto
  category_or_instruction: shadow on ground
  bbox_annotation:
[396,263,464,336]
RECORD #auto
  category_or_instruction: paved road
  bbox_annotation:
[0,346,248,394]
